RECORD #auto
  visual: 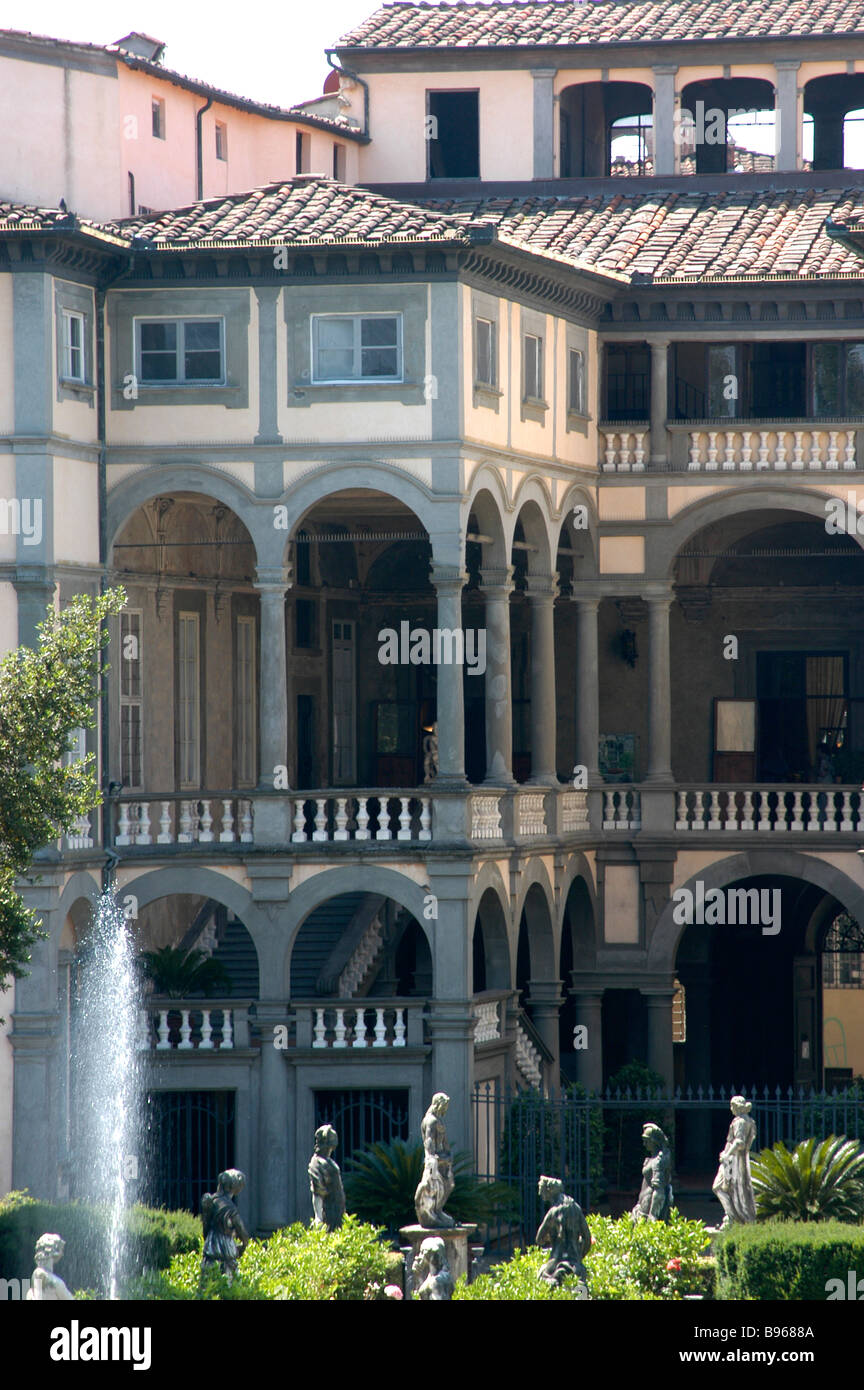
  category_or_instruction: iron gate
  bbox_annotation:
[142,1089,236,1213]
[314,1088,409,1167]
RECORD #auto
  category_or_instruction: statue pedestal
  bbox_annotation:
[399,1223,477,1295]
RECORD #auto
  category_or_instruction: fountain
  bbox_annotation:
[71,887,143,1298]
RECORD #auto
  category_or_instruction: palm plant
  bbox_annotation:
[751,1135,864,1223]
[138,946,231,999]
[343,1139,516,1235]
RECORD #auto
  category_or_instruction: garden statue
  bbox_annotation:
[415,1092,456,1228]
[25,1233,74,1301]
[712,1095,757,1227]
[201,1168,250,1284]
[413,1235,453,1300]
[535,1176,591,1290]
[308,1123,346,1230]
[631,1123,674,1223]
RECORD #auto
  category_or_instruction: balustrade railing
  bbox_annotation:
[473,998,502,1044]
[470,793,504,840]
[114,795,253,847]
[602,788,642,830]
[139,999,244,1051]
[675,785,864,833]
[600,427,647,472]
[679,424,858,472]
[307,1003,409,1049]
[290,791,431,843]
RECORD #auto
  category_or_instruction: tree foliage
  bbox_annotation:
[138,946,231,998]
[0,588,125,986]
[751,1135,864,1222]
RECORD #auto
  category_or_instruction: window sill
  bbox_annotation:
[473,382,502,411]
[520,396,549,425]
[113,383,245,410]
[59,378,95,400]
[290,380,424,407]
[566,409,591,435]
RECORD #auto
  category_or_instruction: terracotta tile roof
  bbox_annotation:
[118,178,467,246]
[422,186,864,279]
[339,0,864,49]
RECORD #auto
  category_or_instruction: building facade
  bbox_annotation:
[3,1,864,1225]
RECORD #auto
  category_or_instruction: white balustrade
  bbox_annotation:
[685,427,857,472]
[352,1007,369,1048]
[561,790,589,832]
[674,787,862,833]
[471,794,503,839]
[147,1005,235,1051]
[517,793,546,837]
[333,1009,348,1048]
[115,797,255,848]
[601,429,647,472]
[602,788,641,830]
[308,1004,408,1049]
[474,1000,501,1044]
[515,1021,543,1088]
[66,813,93,849]
[288,793,429,843]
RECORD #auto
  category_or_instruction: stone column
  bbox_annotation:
[527,980,563,1074]
[432,566,467,785]
[573,596,601,781]
[526,574,558,785]
[568,990,604,1092]
[652,66,679,176]
[532,68,557,179]
[774,60,801,172]
[254,287,284,446]
[482,567,515,785]
[645,591,673,786]
[256,1000,291,1232]
[649,338,670,467]
[255,568,289,788]
[644,989,676,1091]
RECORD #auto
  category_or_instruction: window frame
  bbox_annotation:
[215,121,228,161]
[310,312,404,386]
[119,609,144,791]
[61,309,86,383]
[475,316,497,390]
[134,316,226,388]
[523,332,544,403]
[152,97,166,140]
[568,346,586,416]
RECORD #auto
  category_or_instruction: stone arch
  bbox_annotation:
[509,481,555,574]
[654,486,863,578]
[557,482,598,583]
[466,476,509,571]
[648,849,864,972]
[559,864,599,970]
[282,865,432,996]
[106,465,260,564]
[55,871,103,955]
[281,464,448,568]
[515,879,557,991]
[472,884,511,993]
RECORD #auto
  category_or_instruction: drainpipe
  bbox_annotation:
[325,50,369,139]
[196,96,214,200]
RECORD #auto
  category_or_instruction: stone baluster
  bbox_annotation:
[199,800,214,843]
[844,430,856,469]
[419,798,432,840]
[312,799,328,841]
[619,432,632,470]
[688,432,701,470]
[156,1011,171,1050]
[200,1010,213,1050]
[757,790,773,830]
[312,1009,327,1048]
[840,792,855,833]
[827,430,839,468]
[375,798,393,841]
[740,432,753,470]
[757,431,770,468]
[706,431,718,468]
[603,790,615,829]
[790,790,804,831]
[222,1010,234,1049]
[809,433,822,468]
[775,430,787,469]
[355,797,370,840]
[178,801,193,843]
[333,1009,347,1048]
[292,800,307,842]
[393,1009,407,1047]
[373,1008,388,1047]
[805,790,821,831]
[723,790,739,829]
[136,1009,151,1052]
[333,798,349,840]
[178,1010,193,1049]
[397,799,412,840]
[675,790,690,829]
[239,801,253,842]
[157,801,173,844]
[792,431,804,468]
[707,790,722,830]
[219,799,235,843]
[135,803,152,845]
[604,432,617,469]
[633,431,646,470]
[116,802,133,845]
[740,790,755,831]
[722,431,736,469]
[352,1008,368,1048]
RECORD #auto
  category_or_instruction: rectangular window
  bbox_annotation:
[568,347,586,414]
[295,598,316,649]
[152,97,166,140]
[427,90,479,179]
[235,616,256,787]
[215,121,228,161]
[178,612,201,789]
[333,143,346,181]
[708,344,738,417]
[523,333,543,401]
[61,310,85,382]
[136,318,224,385]
[311,314,402,383]
[475,317,496,388]
[296,131,307,174]
[120,610,143,789]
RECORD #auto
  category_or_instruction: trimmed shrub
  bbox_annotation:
[343,1139,516,1235]
[751,1136,864,1223]
[715,1220,864,1300]
[135,1215,394,1301]
[455,1210,711,1301]
[0,1191,199,1295]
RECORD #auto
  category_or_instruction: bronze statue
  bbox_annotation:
[413,1235,454,1300]
[631,1123,674,1223]
[308,1123,346,1230]
[712,1096,757,1227]
[535,1176,591,1288]
[201,1168,249,1283]
[415,1092,456,1228]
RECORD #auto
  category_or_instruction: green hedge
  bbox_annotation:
[0,1191,200,1295]
[714,1220,864,1300]
[135,1216,395,1301]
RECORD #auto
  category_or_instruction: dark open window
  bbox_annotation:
[427,90,479,179]
[604,344,650,420]
[757,651,848,782]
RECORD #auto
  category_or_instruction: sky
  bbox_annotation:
[0,0,382,107]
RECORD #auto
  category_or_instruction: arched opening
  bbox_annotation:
[559,81,653,178]
[472,887,510,993]
[289,891,430,1000]
[558,875,596,1075]
[804,74,864,171]
[679,78,775,175]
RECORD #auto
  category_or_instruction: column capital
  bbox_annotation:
[525,571,559,601]
[643,582,675,606]
[254,566,291,592]
[570,591,601,611]
[430,564,467,593]
[773,58,801,71]
[481,565,514,594]
[652,63,679,75]
[647,335,671,350]
[531,66,557,80]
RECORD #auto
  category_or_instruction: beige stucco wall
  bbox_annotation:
[0,456,18,565]
[53,458,99,566]
[604,863,640,943]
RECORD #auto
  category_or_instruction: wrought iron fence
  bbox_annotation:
[473,1080,864,1250]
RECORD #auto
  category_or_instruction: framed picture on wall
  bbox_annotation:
[713,698,756,782]
[599,733,636,782]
